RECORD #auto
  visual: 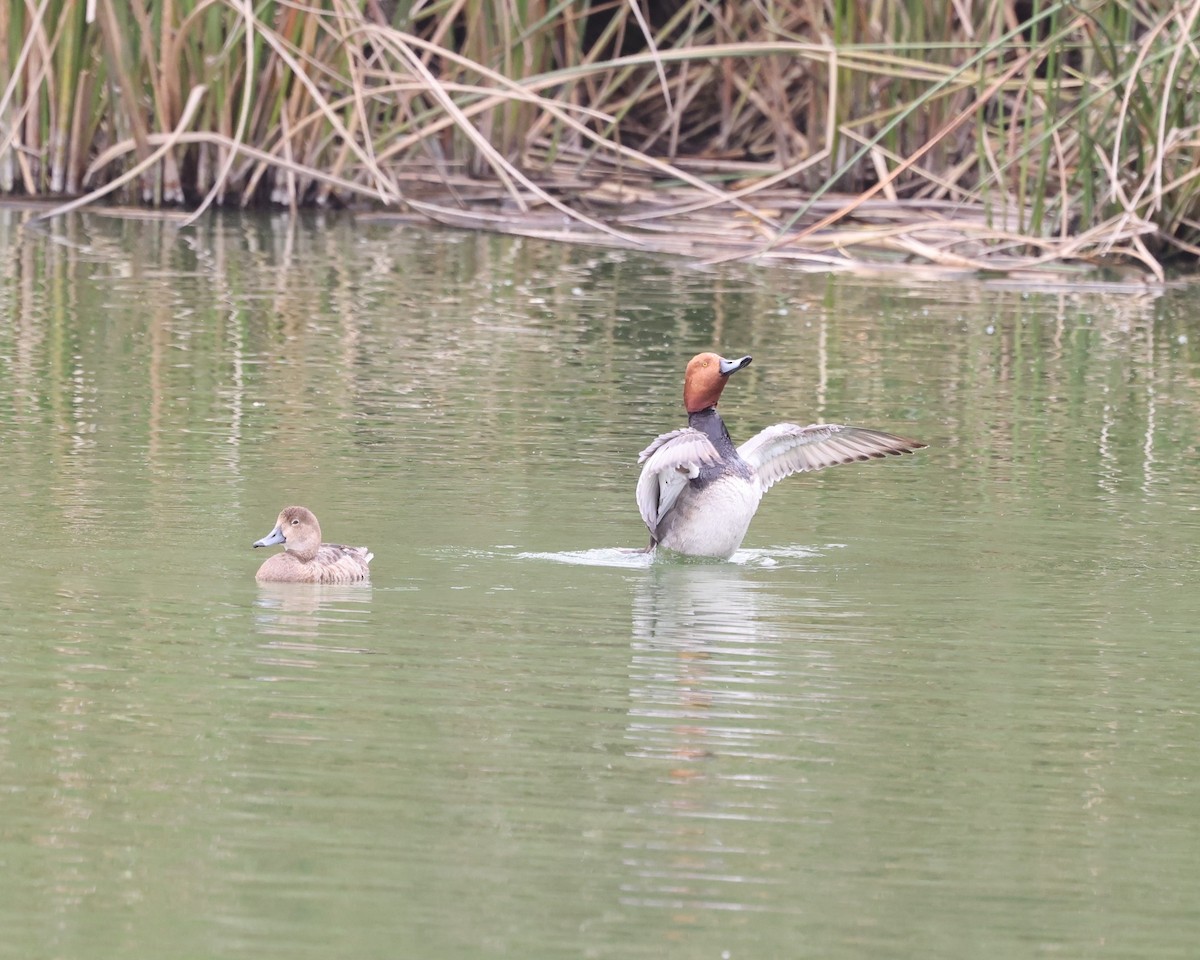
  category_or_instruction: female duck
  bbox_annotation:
[637,352,925,559]
[252,506,373,583]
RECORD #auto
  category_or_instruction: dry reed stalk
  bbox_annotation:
[4,0,1200,280]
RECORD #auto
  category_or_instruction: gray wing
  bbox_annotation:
[737,423,926,493]
[636,428,722,536]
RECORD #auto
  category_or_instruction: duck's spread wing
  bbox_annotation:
[636,428,722,536]
[737,423,926,493]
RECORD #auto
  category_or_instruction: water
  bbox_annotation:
[2,208,1200,959]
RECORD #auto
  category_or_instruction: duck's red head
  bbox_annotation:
[683,352,752,413]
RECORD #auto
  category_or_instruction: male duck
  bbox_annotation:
[636,352,926,559]
[252,506,373,583]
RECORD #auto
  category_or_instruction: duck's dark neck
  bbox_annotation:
[688,407,737,457]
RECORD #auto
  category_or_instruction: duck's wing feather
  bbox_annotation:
[636,428,723,535]
[314,543,373,584]
[737,423,926,493]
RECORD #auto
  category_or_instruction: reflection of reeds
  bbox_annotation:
[4,1,1200,275]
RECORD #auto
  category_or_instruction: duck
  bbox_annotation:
[252,506,373,583]
[636,352,926,559]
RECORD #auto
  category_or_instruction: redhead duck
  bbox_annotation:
[637,352,926,559]
[252,506,373,583]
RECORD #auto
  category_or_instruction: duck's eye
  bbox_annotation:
[291,518,300,526]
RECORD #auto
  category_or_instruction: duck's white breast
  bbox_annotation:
[656,475,762,559]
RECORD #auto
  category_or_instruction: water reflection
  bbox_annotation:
[250,582,379,717]
[252,582,375,644]
[622,563,851,915]
[6,209,1200,958]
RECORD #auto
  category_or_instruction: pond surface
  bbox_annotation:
[2,208,1199,959]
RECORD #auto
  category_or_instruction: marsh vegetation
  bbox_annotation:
[3,0,1200,278]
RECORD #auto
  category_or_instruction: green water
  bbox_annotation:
[2,209,1199,959]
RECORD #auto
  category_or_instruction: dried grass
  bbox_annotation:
[3,0,1200,280]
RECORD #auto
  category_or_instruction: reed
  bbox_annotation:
[3,0,1200,278]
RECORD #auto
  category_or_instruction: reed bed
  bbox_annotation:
[3,0,1200,279]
